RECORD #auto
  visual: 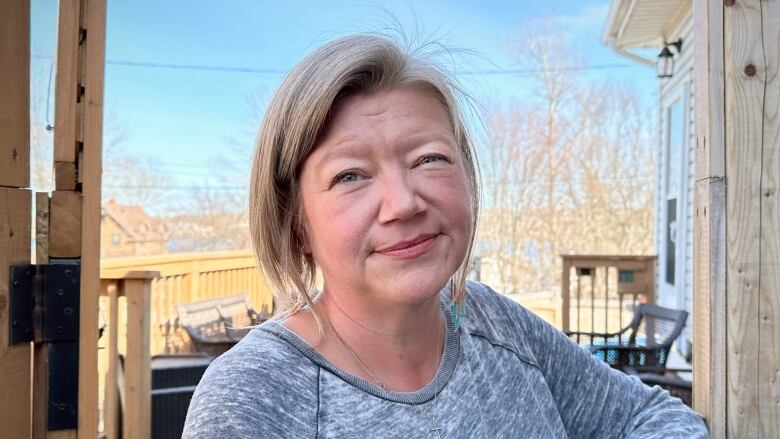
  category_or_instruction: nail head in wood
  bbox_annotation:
[725,0,735,6]
[745,64,756,76]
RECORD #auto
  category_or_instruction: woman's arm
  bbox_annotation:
[519,303,708,438]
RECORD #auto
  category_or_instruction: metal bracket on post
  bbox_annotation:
[8,264,80,430]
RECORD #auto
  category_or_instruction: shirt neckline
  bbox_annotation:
[260,292,461,405]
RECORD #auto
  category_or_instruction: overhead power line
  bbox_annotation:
[32,54,638,76]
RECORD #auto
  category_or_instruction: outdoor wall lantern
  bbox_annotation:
[657,39,683,78]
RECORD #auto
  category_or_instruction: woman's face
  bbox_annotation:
[298,87,472,307]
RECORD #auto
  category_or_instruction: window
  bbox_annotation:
[663,97,685,287]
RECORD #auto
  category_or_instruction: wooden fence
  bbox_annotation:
[101,250,274,354]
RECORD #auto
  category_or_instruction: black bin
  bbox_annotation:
[151,354,213,439]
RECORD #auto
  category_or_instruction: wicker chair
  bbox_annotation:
[565,303,688,373]
[176,293,269,357]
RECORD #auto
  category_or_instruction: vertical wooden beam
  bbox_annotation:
[0,1,32,438]
[0,0,30,189]
[50,0,106,436]
[78,0,106,437]
[0,188,33,439]
[53,0,81,164]
[561,257,570,332]
[123,279,151,439]
[50,190,83,258]
[724,0,764,436]
[692,0,727,436]
[104,282,119,439]
[33,193,50,439]
[758,0,780,436]
[696,0,780,436]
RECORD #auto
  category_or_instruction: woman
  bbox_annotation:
[183,34,708,438]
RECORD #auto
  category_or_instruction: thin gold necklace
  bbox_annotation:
[328,314,444,393]
[329,319,388,390]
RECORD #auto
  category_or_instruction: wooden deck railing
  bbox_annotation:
[97,250,274,438]
[560,255,656,334]
[101,249,274,354]
[99,270,158,439]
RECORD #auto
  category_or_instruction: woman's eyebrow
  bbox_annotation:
[314,139,368,165]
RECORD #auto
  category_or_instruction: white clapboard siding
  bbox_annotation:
[654,8,695,356]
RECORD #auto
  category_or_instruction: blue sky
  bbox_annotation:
[31,0,657,195]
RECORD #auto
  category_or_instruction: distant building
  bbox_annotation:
[162,211,250,253]
[101,198,171,257]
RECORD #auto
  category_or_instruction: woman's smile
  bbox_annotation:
[374,233,440,259]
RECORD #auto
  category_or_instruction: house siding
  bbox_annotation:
[655,9,695,357]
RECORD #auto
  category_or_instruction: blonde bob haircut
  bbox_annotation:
[249,33,480,321]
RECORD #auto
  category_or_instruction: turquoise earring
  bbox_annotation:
[450,301,461,330]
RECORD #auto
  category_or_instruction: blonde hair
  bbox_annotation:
[248,34,480,321]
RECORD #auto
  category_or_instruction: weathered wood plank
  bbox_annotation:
[55,161,78,191]
[104,282,120,439]
[36,192,51,265]
[53,0,81,164]
[692,0,727,435]
[724,0,764,436]
[561,259,570,331]
[0,188,32,437]
[0,0,30,188]
[693,178,727,435]
[50,190,83,258]
[123,279,152,439]
[33,192,50,439]
[78,0,106,436]
[758,0,780,435]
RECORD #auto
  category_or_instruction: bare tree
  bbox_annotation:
[477,20,654,295]
[163,88,269,253]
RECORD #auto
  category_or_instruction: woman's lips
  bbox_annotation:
[375,234,438,259]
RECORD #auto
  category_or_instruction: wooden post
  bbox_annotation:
[0,1,32,438]
[0,190,32,436]
[757,1,780,436]
[103,280,119,439]
[694,0,780,436]
[561,257,570,332]
[0,0,30,189]
[692,0,727,433]
[33,193,51,439]
[123,278,152,439]
[47,0,107,436]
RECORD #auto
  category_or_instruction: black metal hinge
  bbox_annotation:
[9,264,80,344]
[8,263,80,430]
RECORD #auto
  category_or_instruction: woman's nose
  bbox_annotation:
[377,173,426,224]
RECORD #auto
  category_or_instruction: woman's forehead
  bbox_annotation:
[321,88,453,144]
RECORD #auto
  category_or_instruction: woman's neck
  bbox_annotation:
[314,287,445,391]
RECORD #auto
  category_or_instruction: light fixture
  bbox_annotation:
[656,39,683,79]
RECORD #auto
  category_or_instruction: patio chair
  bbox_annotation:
[176,293,267,357]
[565,303,688,373]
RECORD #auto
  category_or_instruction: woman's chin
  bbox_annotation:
[372,272,451,306]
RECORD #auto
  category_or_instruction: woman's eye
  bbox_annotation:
[332,171,362,186]
[418,154,446,165]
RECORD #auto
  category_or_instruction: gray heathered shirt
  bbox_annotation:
[183,281,708,438]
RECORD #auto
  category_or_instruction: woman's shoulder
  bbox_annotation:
[461,280,550,363]
[182,323,319,437]
[463,280,539,328]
